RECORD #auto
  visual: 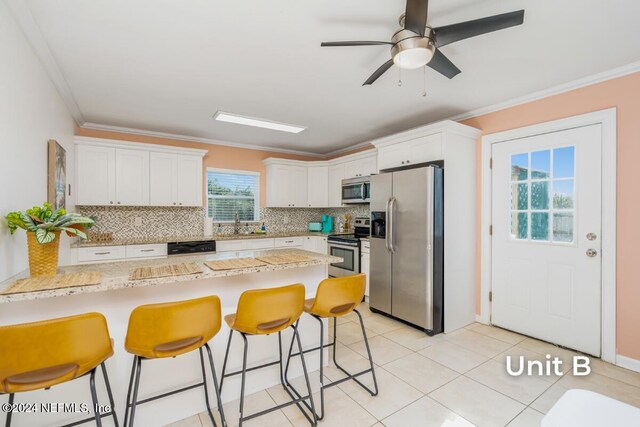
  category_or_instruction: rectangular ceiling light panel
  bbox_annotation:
[213,111,306,134]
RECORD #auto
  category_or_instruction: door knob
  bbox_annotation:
[586,249,598,257]
[587,233,597,241]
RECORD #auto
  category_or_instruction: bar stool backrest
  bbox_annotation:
[0,312,113,393]
[125,295,221,358]
[311,274,366,317]
[233,283,305,335]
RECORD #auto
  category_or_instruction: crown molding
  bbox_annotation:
[5,0,84,125]
[80,122,326,158]
[75,136,209,157]
[323,140,374,157]
[446,60,640,123]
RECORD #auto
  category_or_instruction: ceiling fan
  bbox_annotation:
[321,0,525,85]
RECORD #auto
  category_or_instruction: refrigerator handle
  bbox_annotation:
[389,197,397,253]
[385,198,392,252]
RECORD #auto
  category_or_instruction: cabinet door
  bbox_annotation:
[358,156,377,176]
[378,144,409,170]
[267,164,292,207]
[361,253,371,296]
[177,155,203,206]
[149,152,178,206]
[115,149,149,206]
[290,166,308,207]
[307,166,328,207]
[342,160,359,179]
[410,134,443,164]
[76,145,115,205]
[328,163,345,207]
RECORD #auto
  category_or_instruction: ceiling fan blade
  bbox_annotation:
[321,41,391,47]
[404,0,429,36]
[363,59,394,86]
[434,9,524,48]
[427,49,461,79]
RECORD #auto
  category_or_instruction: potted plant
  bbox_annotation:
[5,202,95,277]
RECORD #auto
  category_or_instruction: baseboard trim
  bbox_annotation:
[616,355,640,373]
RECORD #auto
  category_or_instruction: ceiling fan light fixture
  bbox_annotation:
[390,28,435,70]
[393,45,434,69]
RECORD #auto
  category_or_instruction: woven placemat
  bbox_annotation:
[255,254,314,265]
[205,258,267,271]
[129,263,203,280]
[1,272,102,295]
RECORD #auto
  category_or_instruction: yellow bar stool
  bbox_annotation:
[123,296,226,427]
[219,284,317,427]
[0,313,119,427]
[284,274,378,420]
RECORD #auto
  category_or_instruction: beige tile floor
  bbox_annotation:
[167,303,640,427]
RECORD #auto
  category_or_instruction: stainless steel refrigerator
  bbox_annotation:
[369,165,444,335]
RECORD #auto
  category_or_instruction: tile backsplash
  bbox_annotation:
[77,205,370,240]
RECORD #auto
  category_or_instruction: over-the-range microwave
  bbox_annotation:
[342,176,370,204]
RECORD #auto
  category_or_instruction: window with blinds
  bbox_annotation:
[207,169,260,222]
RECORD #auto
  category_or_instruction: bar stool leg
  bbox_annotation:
[199,347,218,427]
[4,393,15,427]
[100,362,119,427]
[204,343,227,427]
[219,330,233,392]
[353,309,378,396]
[89,368,103,427]
[279,329,314,425]
[291,323,318,426]
[314,316,326,420]
[123,357,137,427]
[238,333,249,427]
[127,357,143,427]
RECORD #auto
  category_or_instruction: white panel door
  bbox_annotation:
[115,149,149,206]
[378,144,410,170]
[76,145,115,205]
[267,164,291,207]
[491,124,602,356]
[290,166,308,207]
[176,154,202,206]
[149,152,177,206]
[358,155,377,176]
[307,166,328,207]
[328,164,345,207]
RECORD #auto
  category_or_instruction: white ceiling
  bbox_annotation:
[21,0,640,154]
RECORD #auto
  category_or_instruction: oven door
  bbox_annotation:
[328,242,360,277]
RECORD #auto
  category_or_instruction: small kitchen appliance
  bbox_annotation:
[308,222,322,232]
[321,215,333,233]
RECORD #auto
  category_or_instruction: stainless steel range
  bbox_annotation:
[327,217,370,278]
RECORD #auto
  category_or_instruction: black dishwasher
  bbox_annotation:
[167,240,216,255]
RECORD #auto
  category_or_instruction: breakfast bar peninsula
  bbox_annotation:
[0,248,341,426]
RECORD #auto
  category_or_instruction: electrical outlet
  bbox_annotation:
[134,217,142,227]
[283,215,289,225]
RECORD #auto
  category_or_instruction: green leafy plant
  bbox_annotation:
[6,202,95,244]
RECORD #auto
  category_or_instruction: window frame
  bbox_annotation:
[206,167,260,223]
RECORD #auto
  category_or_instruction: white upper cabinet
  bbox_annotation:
[115,148,149,206]
[377,131,444,170]
[75,137,206,207]
[76,145,116,205]
[264,162,308,207]
[290,166,308,208]
[149,152,178,206]
[327,163,345,207]
[264,150,376,208]
[307,166,328,207]
[343,155,377,179]
[176,154,203,206]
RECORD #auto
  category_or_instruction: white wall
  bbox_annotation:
[0,2,76,282]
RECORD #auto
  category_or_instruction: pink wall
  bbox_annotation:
[461,72,640,360]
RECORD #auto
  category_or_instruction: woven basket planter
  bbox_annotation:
[26,231,60,277]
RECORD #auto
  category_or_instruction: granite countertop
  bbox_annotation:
[71,231,346,248]
[0,249,342,304]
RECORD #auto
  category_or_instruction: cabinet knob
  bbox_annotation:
[110,201,114,204]
[401,161,405,165]
[407,160,410,164]
[173,202,176,205]
[117,201,121,205]
[179,203,182,206]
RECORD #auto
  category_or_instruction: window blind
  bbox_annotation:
[207,170,259,222]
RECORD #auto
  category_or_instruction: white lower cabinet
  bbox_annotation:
[216,239,275,252]
[125,243,168,259]
[274,237,304,248]
[303,236,328,254]
[361,240,370,297]
[77,246,127,263]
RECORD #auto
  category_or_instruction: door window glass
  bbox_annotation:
[509,146,575,243]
